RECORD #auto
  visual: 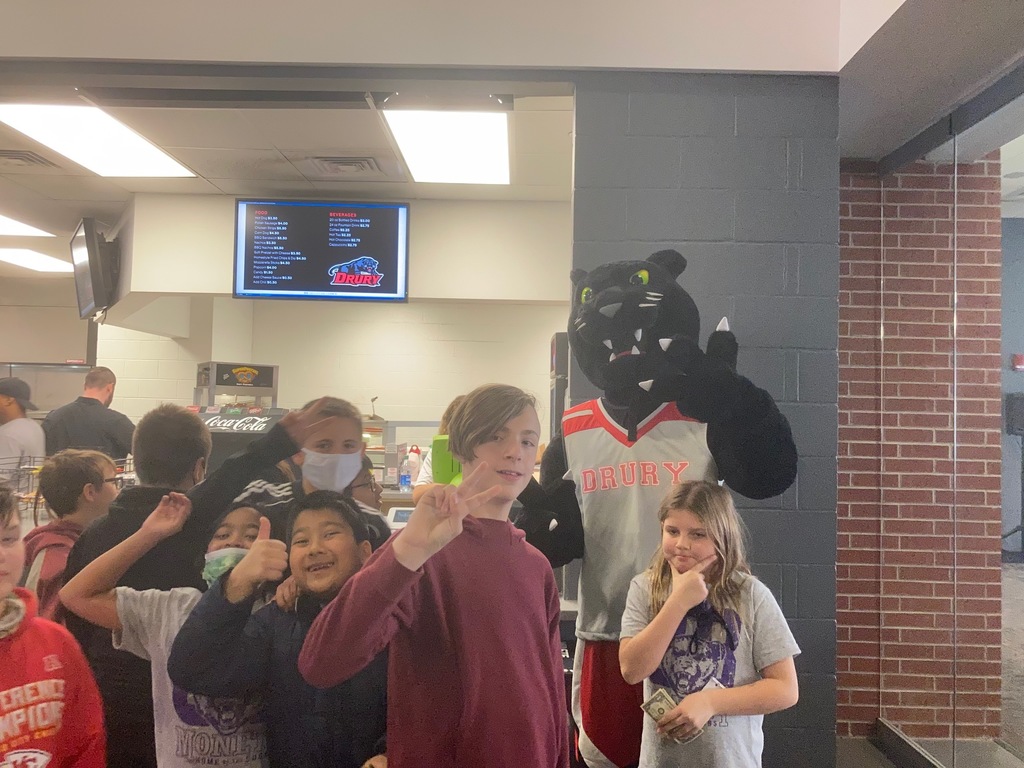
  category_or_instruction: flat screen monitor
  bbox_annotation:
[70,218,116,319]
[233,199,409,302]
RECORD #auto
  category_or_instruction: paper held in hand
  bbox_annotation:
[641,688,705,744]
[641,677,727,745]
[640,688,677,722]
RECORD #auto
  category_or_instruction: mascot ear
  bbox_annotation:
[570,268,589,287]
[647,249,687,279]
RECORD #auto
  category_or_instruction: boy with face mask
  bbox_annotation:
[233,398,390,549]
[60,494,270,768]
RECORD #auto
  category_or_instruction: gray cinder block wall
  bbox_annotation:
[571,72,840,768]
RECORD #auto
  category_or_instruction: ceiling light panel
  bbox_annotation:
[0,105,194,178]
[383,110,509,185]
[0,249,73,272]
[0,214,55,237]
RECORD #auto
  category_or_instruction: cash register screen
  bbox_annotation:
[387,507,414,530]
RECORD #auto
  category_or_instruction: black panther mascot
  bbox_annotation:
[515,249,797,768]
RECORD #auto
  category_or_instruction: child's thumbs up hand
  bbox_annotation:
[224,516,288,604]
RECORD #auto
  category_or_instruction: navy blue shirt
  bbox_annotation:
[168,580,387,768]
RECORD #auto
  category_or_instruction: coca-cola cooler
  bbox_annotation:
[191,406,287,474]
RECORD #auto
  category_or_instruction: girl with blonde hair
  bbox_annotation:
[619,481,800,767]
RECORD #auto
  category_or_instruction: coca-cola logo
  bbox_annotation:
[203,415,272,432]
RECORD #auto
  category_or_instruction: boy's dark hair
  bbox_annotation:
[213,501,267,530]
[132,404,212,487]
[447,384,537,463]
[287,490,370,544]
[341,455,376,501]
[0,484,15,529]
[37,449,115,518]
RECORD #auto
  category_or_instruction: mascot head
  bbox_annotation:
[568,249,699,393]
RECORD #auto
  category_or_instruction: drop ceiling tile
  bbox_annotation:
[0,263,73,280]
[208,178,317,197]
[107,108,273,150]
[163,147,305,181]
[3,174,131,203]
[111,177,223,194]
[309,181,415,199]
[242,109,389,151]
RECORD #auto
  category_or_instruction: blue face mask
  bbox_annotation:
[202,547,249,587]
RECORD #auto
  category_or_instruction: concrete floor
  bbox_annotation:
[894,564,1024,768]
[1004,562,1024,755]
[836,738,896,768]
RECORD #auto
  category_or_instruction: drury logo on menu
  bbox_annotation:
[328,257,384,287]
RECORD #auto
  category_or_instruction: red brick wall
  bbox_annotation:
[837,154,1003,739]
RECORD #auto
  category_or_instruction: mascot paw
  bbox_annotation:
[705,328,738,372]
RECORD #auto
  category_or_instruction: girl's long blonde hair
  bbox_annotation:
[648,481,751,619]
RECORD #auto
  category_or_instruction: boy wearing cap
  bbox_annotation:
[0,377,44,475]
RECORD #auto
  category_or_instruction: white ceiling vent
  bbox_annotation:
[310,156,383,177]
[0,150,58,170]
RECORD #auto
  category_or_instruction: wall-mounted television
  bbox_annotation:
[69,218,120,320]
[233,199,409,302]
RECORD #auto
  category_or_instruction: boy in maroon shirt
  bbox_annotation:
[299,384,568,768]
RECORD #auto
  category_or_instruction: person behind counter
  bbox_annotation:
[299,384,568,768]
[0,377,45,474]
[42,367,135,460]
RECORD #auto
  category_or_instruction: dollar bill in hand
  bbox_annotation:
[642,688,705,744]
[640,688,677,721]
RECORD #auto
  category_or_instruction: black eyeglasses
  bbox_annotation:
[102,476,124,489]
[350,478,380,491]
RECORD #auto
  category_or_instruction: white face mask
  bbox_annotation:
[302,449,363,492]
